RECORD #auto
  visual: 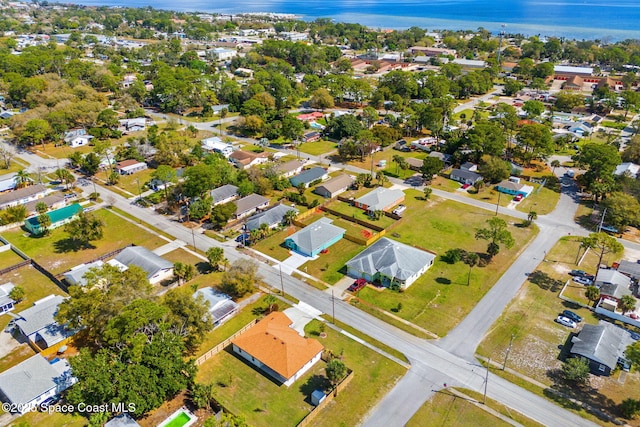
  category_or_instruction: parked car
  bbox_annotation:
[235,233,251,245]
[601,224,619,234]
[556,316,577,328]
[461,183,471,190]
[348,278,367,292]
[514,194,523,202]
[573,276,593,286]
[562,310,582,323]
[569,270,594,280]
[392,204,406,216]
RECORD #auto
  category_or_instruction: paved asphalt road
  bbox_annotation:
[11,131,603,426]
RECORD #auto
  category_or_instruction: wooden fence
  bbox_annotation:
[297,369,354,427]
[195,319,258,366]
[320,206,385,232]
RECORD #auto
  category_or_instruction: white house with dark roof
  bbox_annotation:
[210,184,239,206]
[234,194,269,219]
[285,218,345,257]
[194,287,239,327]
[114,246,173,285]
[289,167,328,188]
[449,168,483,185]
[0,355,76,413]
[0,283,15,314]
[14,295,75,350]
[353,187,405,213]
[274,160,305,178]
[345,238,435,289]
[314,174,354,198]
[63,129,93,148]
[0,184,48,210]
[570,321,633,376]
[245,203,298,231]
[0,173,20,192]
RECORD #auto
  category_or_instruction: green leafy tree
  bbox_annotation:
[81,153,101,176]
[562,357,590,384]
[619,399,640,420]
[206,247,226,271]
[326,359,347,386]
[63,212,104,249]
[21,118,51,149]
[190,383,216,410]
[37,213,51,235]
[516,123,554,166]
[151,165,177,202]
[189,196,212,221]
[423,187,433,200]
[35,202,48,215]
[219,259,260,298]
[620,295,637,314]
[164,287,212,351]
[475,217,515,260]
[601,192,640,230]
[174,262,196,285]
[465,252,479,286]
[585,286,600,305]
[210,202,237,228]
[522,100,545,118]
[420,157,443,180]
[580,232,623,278]
[550,159,561,174]
[8,286,25,302]
[309,88,334,111]
[573,143,621,201]
[55,168,76,190]
[264,294,278,313]
[479,156,511,183]
[14,169,30,188]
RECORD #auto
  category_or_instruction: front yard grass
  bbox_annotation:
[250,227,295,262]
[477,236,637,427]
[355,190,538,336]
[300,238,364,284]
[516,185,560,215]
[196,316,405,427]
[96,167,156,196]
[3,208,166,274]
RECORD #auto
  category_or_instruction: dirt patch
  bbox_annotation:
[552,263,572,275]
[508,334,563,384]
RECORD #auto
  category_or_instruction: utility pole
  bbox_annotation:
[495,191,502,216]
[503,334,514,370]
[483,357,490,404]
[191,227,196,251]
[597,207,607,233]
[332,289,335,324]
[496,24,507,66]
[279,264,285,296]
[136,178,142,202]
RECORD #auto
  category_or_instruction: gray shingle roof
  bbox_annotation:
[63,260,104,286]
[14,295,65,337]
[275,160,304,175]
[617,260,640,280]
[450,169,482,182]
[245,203,298,231]
[354,187,405,212]
[571,321,633,370]
[234,194,269,216]
[209,184,238,203]
[0,355,75,407]
[596,269,632,289]
[314,174,354,195]
[286,218,345,255]
[105,414,141,427]
[114,246,173,279]
[289,167,327,187]
[194,287,239,324]
[497,180,524,191]
[0,184,47,208]
[346,238,435,281]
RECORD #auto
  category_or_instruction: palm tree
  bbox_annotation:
[283,209,297,226]
[550,159,561,174]
[392,154,404,175]
[264,294,277,313]
[15,169,30,188]
[465,253,479,286]
[377,173,388,187]
[620,295,637,314]
[585,286,600,306]
[527,211,537,222]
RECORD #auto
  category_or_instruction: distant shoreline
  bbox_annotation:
[58,0,640,42]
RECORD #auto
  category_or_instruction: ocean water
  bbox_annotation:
[63,0,640,41]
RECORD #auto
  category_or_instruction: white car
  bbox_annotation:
[556,316,577,328]
[392,205,406,216]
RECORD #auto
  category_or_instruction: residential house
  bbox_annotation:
[289,167,329,188]
[353,187,405,213]
[285,218,345,257]
[210,184,239,206]
[452,58,486,68]
[63,260,108,287]
[114,246,174,285]
[0,283,16,314]
[201,137,234,157]
[194,288,239,327]
[118,118,146,132]
[428,151,452,164]
[562,75,584,91]
[115,159,147,175]
[63,129,93,148]
[229,150,270,169]
[407,46,456,57]
[449,169,482,185]
[495,177,534,197]
[207,47,237,61]
[460,162,478,172]
[302,131,321,142]
[245,203,298,231]
[24,203,82,235]
[596,269,634,310]
[14,295,75,350]
[405,157,424,171]
[0,172,20,192]
[24,194,66,217]
[314,174,354,198]
[274,160,305,179]
[231,312,323,387]
[569,321,633,376]
[104,414,140,427]
[614,162,640,178]
[616,260,640,281]
[0,184,47,210]
[0,355,76,413]
[411,137,443,152]
[296,112,324,122]
[345,238,435,289]
[234,194,269,219]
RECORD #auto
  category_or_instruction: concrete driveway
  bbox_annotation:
[284,301,323,336]
[279,251,314,275]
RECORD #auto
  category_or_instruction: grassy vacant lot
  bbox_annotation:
[3,208,166,274]
[162,248,207,271]
[297,139,337,156]
[324,200,396,229]
[0,247,26,269]
[478,237,639,426]
[96,167,156,197]
[301,238,364,284]
[356,190,538,336]
[197,316,405,427]
[516,185,560,215]
[406,391,512,427]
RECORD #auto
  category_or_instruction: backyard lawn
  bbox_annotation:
[300,238,364,284]
[324,200,396,229]
[355,190,538,336]
[196,316,406,427]
[3,208,167,274]
[0,247,26,270]
[297,139,337,156]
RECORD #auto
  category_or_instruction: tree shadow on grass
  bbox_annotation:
[53,238,95,253]
[196,261,212,275]
[435,277,451,285]
[299,374,331,399]
[528,270,564,292]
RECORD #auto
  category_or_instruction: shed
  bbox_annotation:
[311,389,326,406]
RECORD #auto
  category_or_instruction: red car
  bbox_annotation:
[348,279,367,292]
[461,183,471,190]
[514,194,523,202]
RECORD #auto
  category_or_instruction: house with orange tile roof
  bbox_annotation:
[231,312,324,387]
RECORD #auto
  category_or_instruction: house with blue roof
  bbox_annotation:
[285,218,345,257]
[24,203,82,235]
[289,167,328,188]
